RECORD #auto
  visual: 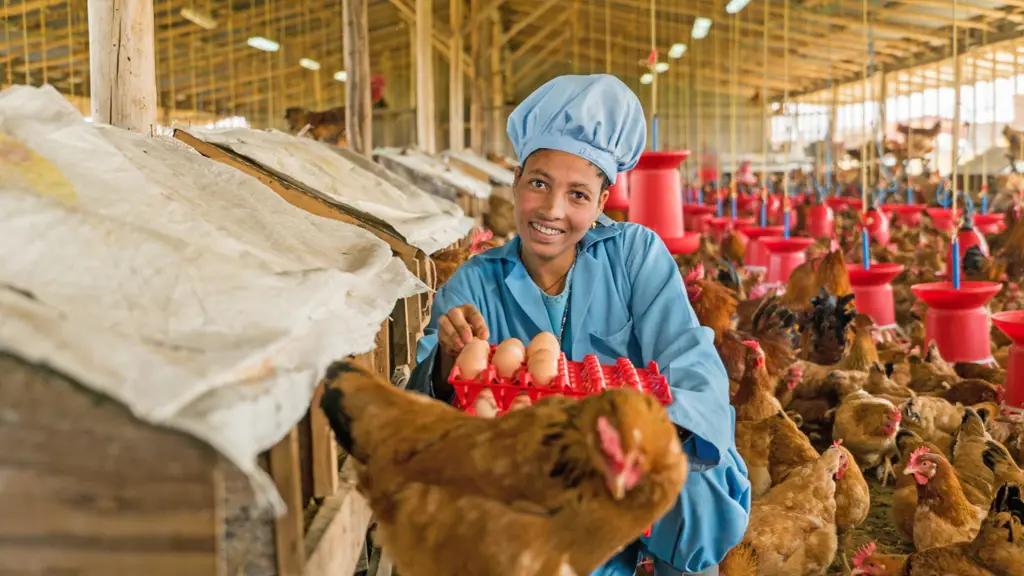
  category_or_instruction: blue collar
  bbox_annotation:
[476,212,621,262]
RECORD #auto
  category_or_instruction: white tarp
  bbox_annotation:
[375,146,493,199]
[185,127,474,254]
[442,148,515,186]
[0,85,426,512]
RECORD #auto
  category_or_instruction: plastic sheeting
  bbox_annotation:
[185,127,474,255]
[0,85,426,512]
[375,146,493,199]
[442,148,515,186]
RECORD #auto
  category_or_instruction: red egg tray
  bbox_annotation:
[448,346,673,415]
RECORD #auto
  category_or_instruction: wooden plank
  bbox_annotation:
[302,461,372,576]
[309,383,340,499]
[344,0,373,156]
[373,320,392,379]
[269,428,305,576]
[415,0,437,153]
[390,294,418,370]
[448,0,466,151]
[0,353,222,576]
[87,0,157,133]
[172,130,419,261]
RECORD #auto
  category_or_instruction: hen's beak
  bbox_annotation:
[610,473,627,501]
[902,465,918,476]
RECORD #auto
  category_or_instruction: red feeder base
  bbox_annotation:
[911,281,1002,364]
[739,226,785,269]
[806,204,835,238]
[663,232,702,255]
[884,204,926,227]
[762,237,815,284]
[861,209,892,246]
[992,311,1024,411]
[708,216,756,241]
[925,208,959,232]
[685,204,717,233]
[847,263,904,330]
[825,197,849,211]
[605,171,630,212]
[974,213,1006,235]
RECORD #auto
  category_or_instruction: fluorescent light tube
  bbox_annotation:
[725,0,752,14]
[334,70,348,82]
[300,58,321,71]
[692,17,712,39]
[668,43,687,59]
[247,36,280,52]
[655,62,670,73]
[640,73,653,85]
[181,7,217,30]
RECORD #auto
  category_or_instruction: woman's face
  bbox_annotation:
[513,149,609,261]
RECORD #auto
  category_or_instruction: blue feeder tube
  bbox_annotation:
[652,115,659,152]
[861,228,871,270]
[698,187,704,204]
[982,190,989,214]
[952,238,961,290]
[907,186,914,205]
[760,191,768,227]
[731,194,737,220]
[716,184,723,217]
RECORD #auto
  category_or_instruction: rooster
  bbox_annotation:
[319,361,687,575]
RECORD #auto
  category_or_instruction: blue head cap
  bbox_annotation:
[506,74,646,185]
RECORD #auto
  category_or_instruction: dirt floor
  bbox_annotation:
[826,478,915,574]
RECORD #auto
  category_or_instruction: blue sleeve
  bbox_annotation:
[623,225,732,466]
[407,282,475,402]
[622,225,750,572]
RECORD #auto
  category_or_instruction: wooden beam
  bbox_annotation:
[302,461,372,576]
[460,0,504,37]
[344,0,372,156]
[415,0,437,153]
[469,0,483,152]
[449,0,465,150]
[499,0,559,47]
[384,0,475,79]
[87,0,157,133]
[510,10,571,62]
[269,427,306,576]
[489,10,503,155]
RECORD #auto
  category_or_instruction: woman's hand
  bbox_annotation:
[438,304,490,357]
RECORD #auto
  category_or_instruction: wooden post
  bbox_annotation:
[489,11,504,155]
[469,0,484,153]
[416,0,437,153]
[87,0,157,132]
[344,0,372,156]
[449,0,466,151]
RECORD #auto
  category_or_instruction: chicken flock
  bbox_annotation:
[678,198,1024,575]
[318,188,1024,575]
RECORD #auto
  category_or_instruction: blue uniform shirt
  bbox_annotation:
[408,215,751,574]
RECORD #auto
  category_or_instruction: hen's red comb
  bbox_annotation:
[832,439,844,450]
[909,446,930,467]
[741,340,761,351]
[852,542,876,567]
[468,228,494,255]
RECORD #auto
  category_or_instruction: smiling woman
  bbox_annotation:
[407,74,750,576]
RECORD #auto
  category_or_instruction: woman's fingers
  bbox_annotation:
[447,306,475,344]
[438,316,463,355]
[462,305,490,341]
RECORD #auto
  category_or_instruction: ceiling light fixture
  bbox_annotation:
[725,0,752,14]
[300,58,321,71]
[655,62,670,73]
[640,73,653,85]
[668,43,687,59]
[247,36,280,52]
[181,7,218,30]
[692,17,712,39]
[334,70,348,82]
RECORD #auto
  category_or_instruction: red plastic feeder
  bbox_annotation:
[884,204,926,227]
[739,225,785,270]
[974,213,1006,235]
[992,310,1024,411]
[925,208,959,232]
[861,209,891,245]
[708,216,756,241]
[848,263,905,332]
[685,204,717,233]
[806,204,835,238]
[605,170,630,212]
[911,281,1002,364]
[826,197,849,211]
[628,151,700,254]
[947,223,989,272]
[761,236,815,284]
[737,193,759,213]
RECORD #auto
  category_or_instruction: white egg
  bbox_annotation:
[527,332,559,358]
[455,338,491,380]
[492,338,526,378]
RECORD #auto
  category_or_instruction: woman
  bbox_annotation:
[408,74,750,575]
